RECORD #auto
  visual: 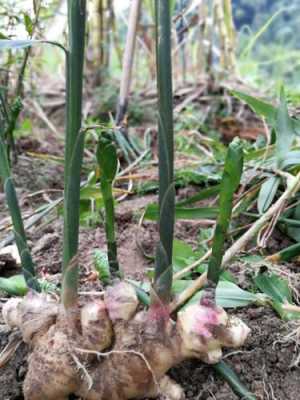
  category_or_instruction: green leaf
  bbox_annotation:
[216,281,258,308]
[80,184,103,202]
[0,275,28,296]
[0,275,57,296]
[185,281,258,309]
[172,279,194,295]
[281,150,300,169]
[94,249,111,284]
[275,87,295,167]
[207,138,244,284]
[23,13,33,36]
[231,90,276,124]
[240,8,284,59]
[257,176,280,214]
[232,89,300,143]
[0,39,67,54]
[144,204,218,220]
[254,271,292,304]
[177,185,220,207]
[0,39,40,50]
[96,135,118,183]
[172,239,198,273]
[254,271,300,320]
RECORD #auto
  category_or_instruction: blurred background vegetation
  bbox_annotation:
[1,0,300,97]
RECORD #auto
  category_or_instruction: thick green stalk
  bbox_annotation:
[62,0,86,309]
[153,0,175,305]
[0,136,40,291]
[207,138,243,285]
[96,134,119,274]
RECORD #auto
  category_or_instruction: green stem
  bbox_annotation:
[207,138,243,285]
[96,134,119,275]
[101,180,119,273]
[153,0,175,305]
[0,136,40,291]
[62,0,86,309]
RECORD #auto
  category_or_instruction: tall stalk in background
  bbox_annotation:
[4,1,42,161]
[116,0,141,126]
[62,0,86,309]
[223,0,236,70]
[214,0,236,73]
[152,0,175,305]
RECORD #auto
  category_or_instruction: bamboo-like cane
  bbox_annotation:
[116,0,142,126]
[214,0,235,73]
[62,0,86,310]
[152,0,175,305]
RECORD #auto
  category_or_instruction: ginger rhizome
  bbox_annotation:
[2,282,250,400]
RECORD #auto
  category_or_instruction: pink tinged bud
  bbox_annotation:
[148,302,170,323]
[190,303,228,339]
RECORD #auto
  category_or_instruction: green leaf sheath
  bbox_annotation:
[62,0,86,309]
[207,138,244,285]
[214,361,256,400]
[0,136,40,291]
[153,0,175,304]
[96,135,119,274]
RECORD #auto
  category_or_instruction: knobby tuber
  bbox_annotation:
[2,282,250,400]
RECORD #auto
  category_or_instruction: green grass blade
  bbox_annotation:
[153,0,175,304]
[62,0,86,309]
[177,185,220,207]
[144,204,218,221]
[207,138,244,285]
[240,8,285,59]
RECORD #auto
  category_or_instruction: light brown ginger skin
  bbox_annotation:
[2,282,250,400]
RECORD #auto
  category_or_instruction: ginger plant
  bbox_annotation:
[1,1,251,399]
